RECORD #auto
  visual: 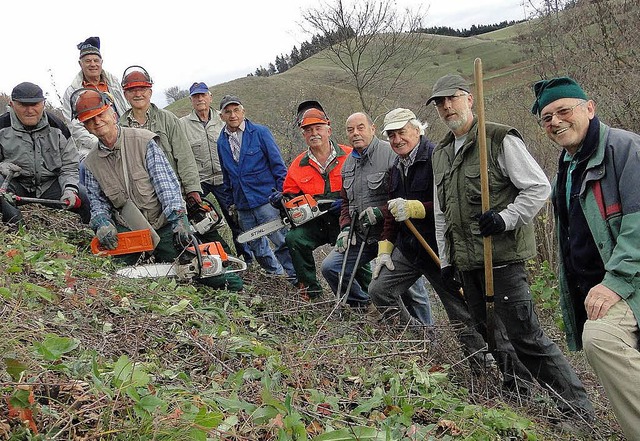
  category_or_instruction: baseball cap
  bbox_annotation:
[11,82,45,103]
[121,66,153,90]
[220,95,242,110]
[299,108,330,128]
[382,108,416,134]
[426,74,471,106]
[189,82,209,96]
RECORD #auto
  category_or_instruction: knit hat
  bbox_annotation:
[77,37,101,58]
[531,77,588,115]
[11,82,45,103]
[426,74,470,106]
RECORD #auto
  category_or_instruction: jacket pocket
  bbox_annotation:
[367,171,388,194]
[40,138,63,172]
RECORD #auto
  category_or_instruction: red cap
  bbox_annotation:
[299,108,330,128]
[72,89,111,122]
[122,66,153,90]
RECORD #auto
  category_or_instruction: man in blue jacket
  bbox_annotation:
[216,95,296,280]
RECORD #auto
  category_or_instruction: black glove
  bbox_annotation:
[441,265,462,292]
[329,199,342,215]
[268,190,283,208]
[478,209,506,237]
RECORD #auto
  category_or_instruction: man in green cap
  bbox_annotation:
[532,76,640,438]
[430,73,594,422]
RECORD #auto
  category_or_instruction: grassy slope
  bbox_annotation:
[1,24,624,439]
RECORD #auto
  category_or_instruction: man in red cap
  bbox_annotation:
[62,36,129,160]
[119,66,204,217]
[0,82,90,226]
[70,88,242,291]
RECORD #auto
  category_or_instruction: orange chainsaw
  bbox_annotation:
[115,241,247,280]
[237,194,334,243]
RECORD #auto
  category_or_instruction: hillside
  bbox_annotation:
[167,23,536,164]
[1,20,628,440]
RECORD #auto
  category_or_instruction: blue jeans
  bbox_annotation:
[321,239,376,305]
[238,203,296,279]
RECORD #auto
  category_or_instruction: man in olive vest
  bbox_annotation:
[70,88,242,292]
[430,74,593,421]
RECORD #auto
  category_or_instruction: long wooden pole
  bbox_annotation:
[404,219,464,299]
[474,58,496,353]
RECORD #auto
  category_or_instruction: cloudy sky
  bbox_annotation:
[2,0,530,108]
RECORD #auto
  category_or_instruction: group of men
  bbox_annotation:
[0,35,638,437]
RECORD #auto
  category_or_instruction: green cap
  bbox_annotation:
[531,77,588,115]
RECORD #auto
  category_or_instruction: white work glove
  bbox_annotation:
[60,187,80,209]
[0,162,22,177]
[334,227,356,253]
[388,198,425,222]
[372,240,395,279]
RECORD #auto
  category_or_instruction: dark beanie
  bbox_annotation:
[531,77,588,115]
[77,36,101,58]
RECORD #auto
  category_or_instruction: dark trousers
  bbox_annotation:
[202,181,253,263]
[461,262,594,417]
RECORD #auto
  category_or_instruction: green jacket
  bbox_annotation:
[555,121,640,351]
[120,103,201,195]
[433,119,536,271]
[179,107,225,186]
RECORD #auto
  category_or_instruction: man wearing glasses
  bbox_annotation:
[532,77,640,438]
[430,74,594,423]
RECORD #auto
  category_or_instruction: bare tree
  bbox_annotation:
[164,86,189,104]
[301,0,433,114]
[520,0,640,132]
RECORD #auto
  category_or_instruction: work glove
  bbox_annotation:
[186,192,213,223]
[372,240,395,279]
[441,265,462,292]
[388,198,425,222]
[334,227,356,253]
[60,187,81,209]
[328,198,342,216]
[0,162,22,177]
[185,191,204,210]
[90,213,118,250]
[268,190,283,208]
[228,204,239,225]
[478,209,506,237]
[359,206,383,228]
[169,210,192,251]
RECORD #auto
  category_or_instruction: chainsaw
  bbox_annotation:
[188,196,226,235]
[237,194,333,243]
[116,241,247,280]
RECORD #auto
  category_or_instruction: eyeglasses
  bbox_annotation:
[433,94,468,108]
[538,101,586,127]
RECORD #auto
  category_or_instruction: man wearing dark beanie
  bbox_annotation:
[533,76,640,438]
[62,36,129,162]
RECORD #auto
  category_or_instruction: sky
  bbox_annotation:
[1,0,530,109]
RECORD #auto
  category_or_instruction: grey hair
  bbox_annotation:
[407,118,428,136]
